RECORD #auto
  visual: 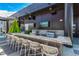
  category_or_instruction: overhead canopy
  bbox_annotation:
[0,17,14,21]
[10,3,56,18]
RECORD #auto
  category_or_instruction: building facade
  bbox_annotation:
[10,3,77,41]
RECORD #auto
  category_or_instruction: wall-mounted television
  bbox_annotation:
[39,21,49,28]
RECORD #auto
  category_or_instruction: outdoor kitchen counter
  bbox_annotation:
[10,33,72,47]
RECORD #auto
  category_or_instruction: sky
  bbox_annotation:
[0,3,31,18]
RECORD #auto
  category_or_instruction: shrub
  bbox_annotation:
[8,19,21,33]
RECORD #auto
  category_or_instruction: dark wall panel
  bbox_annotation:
[35,10,64,30]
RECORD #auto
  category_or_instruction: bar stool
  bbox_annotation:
[20,38,30,56]
[10,35,17,50]
[40,44,59,56]
[7,34,15,49]
[16,37,22,52]
[28,41,41,56]
[13,36,21,51]
[6,34,12,46]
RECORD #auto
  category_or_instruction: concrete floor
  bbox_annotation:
[62,37,79,56]
[0,40,20,56]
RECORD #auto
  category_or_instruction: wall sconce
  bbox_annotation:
[29,15,32,18]
[49,7,52,11]
[59,19,63,22]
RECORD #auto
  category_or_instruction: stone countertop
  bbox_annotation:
[10,33,72,46]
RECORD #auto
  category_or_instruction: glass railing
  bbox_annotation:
[0,32,6,41]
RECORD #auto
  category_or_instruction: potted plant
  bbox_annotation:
[25,28,32,34]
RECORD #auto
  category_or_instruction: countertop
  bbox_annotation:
[10,33,72,46]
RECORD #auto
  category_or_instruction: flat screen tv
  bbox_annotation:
[39,21,49,28]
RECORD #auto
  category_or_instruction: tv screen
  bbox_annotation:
[39,21,48,28]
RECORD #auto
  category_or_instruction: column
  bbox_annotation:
[6,20,9,33]
[64,3,73,40]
